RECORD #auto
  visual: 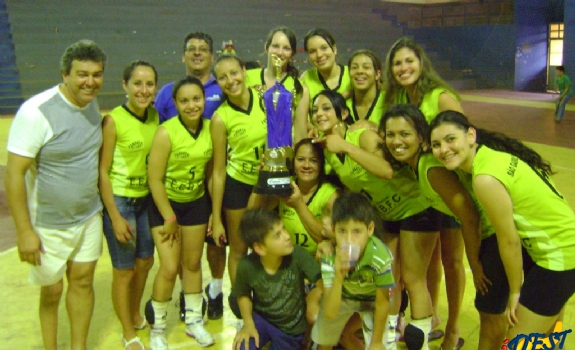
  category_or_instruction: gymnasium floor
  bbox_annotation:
[0,90,574,349]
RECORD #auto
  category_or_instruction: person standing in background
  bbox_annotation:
[555,65,573,123]
[155,32,223,122]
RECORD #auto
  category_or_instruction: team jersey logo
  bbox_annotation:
[232,128,247,139]
[128,141,144,150]
[206,94,221,101]
[174,151,190,159]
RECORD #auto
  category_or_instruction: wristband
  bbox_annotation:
[164,215,177,223]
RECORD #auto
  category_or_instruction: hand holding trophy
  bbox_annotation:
[253,54,294,196]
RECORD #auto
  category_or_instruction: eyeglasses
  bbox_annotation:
[186,46,210,54]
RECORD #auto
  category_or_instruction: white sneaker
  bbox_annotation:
[385,340,398,350]
[227,316,244,331]
[386,326,398,350]
[234,318,244,331]
[186,320,215,347]
[149,329,168,350]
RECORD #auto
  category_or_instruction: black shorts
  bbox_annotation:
[475,234,509,314]
[382,207,442,234]
[148,194,211,228]
[441,214,461,229]
[223,174,253,210]
[520,253,575,316]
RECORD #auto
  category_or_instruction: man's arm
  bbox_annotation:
[5,152,43,265]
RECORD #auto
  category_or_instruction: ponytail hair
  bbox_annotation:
[264,26,303,97]
[429,111,554,176]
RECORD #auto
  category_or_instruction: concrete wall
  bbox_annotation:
[5,0,403,109]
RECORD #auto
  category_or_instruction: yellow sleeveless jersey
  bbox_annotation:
[216,88,267,185]
[302,64,351,107]
[280,181,338,255]
[108,105,159,197]
[162,117,213,202]
[325,128,428,221]
[473,146,575,270]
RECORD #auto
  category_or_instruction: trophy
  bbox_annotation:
[253,54,294,196]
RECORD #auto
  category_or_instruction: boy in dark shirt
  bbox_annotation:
[232,210,322,350]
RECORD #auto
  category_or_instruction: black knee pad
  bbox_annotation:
[145,299,155,325]
[400,289,409,314]
[404,324,425,350]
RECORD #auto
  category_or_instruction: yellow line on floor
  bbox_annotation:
[460,94,575,111]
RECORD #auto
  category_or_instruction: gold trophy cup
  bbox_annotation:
[253,54,294,196]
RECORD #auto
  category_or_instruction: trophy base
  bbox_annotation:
[253,170,292,196]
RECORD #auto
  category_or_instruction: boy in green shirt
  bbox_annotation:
[555,65,573,122]
[311,192,395,350]
[231,210,321,350]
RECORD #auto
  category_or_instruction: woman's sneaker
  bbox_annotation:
[186,319,215,347]
[205,285,224,320]
[149,329,168,350]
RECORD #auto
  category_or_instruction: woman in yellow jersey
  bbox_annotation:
[430,111,575,343]
[249,138,340,254]
[383,37,462,120]
[346,49,386,131]
[381,104,500,350]
[312,90,442,350]
[210,55,267,288]
[99,61,159,350]
[245,26,310,143]
[384,37,466,344]
[146,76,215,349]
[302,28,352,104]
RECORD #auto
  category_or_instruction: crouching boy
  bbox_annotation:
[231,210,322,350]
[311,192,395,350]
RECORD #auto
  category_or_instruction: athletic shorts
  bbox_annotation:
[520,252,575,316]
[475,234,509,314]
[223,174,253,210]
[29,212,103,286]
[441,214,461,229]
[382,207,442,234]
[148,193,210,227]
[240,313,304,350]
[103,195,154,269]
[311,298,376,346]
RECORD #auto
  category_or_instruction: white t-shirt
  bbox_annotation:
[7,85,103,229]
